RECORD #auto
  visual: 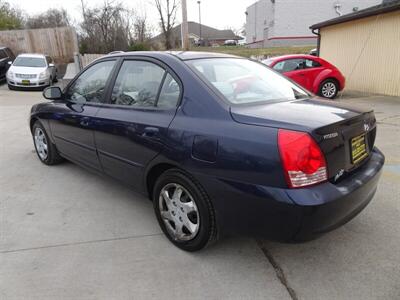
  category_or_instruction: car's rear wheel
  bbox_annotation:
[153,169,217,251]
[32,121,64,165]
[319,79,339,99]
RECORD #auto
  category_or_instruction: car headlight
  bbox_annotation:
[7,71,14,78]
[39,71,48,79]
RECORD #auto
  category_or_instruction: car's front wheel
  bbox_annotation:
[32,121,64,165]
[319,79,339,99]
[153,169,217,251]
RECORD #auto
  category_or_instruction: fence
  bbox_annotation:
[0,27,79,63]
[81,54,104,67]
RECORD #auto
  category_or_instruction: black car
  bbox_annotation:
[30,51,384,251]
[0,47,15,80]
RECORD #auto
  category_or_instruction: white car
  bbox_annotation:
[6,53,57,90]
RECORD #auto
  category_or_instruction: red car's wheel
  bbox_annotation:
[319,79,339,99]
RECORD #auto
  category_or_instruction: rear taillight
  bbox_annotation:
[278,129,327,188]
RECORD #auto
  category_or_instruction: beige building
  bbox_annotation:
[310,1,400,97]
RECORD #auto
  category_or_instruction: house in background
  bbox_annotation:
[151,22,242,48]
[310,0,400,96]
[245,0,381,48]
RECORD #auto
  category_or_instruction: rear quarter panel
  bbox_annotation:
[312,68,338,93]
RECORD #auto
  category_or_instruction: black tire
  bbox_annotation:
[153,169,217,251]
[32,121,64,165]
[8,84,15,90]
[318,79,339,99]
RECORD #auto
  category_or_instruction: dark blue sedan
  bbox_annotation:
[30,52,384,251]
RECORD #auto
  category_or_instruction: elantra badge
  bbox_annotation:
[323,132,338,140]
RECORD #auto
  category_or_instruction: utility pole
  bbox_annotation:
[254,1,257,43]
[181,0,190,51]
[197,1,202,41]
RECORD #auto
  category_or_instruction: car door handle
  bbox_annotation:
[80,117,90,127]
[143,127,159,137]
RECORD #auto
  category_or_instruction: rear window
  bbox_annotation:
[186,58,309,104]
[13,57,46,68]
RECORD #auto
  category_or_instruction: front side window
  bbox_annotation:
[65,60,116,104]
[111,60,167,107]
[5,48,14,58]
[0,50,7,59]
[273,59,305,73]
[13,57,47,68]
[187,58,309,105]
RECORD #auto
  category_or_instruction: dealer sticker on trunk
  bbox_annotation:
[351,133,368,164]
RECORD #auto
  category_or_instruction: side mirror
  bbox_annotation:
[43,86,62,100]
[7,61,12,65]
[48,63,55,67]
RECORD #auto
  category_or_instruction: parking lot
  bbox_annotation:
[0,83,399,300]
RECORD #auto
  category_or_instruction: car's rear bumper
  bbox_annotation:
[193,147,384,241]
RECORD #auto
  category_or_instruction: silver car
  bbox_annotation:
[6,53,57,90]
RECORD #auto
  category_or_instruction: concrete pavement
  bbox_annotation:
[260,95,400,300]
[0,84,289,299]
[0,84,399,299]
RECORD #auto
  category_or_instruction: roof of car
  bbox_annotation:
[17,53,46,58]
[266,54,319,61]
[168,51,239,60]
[106,51,239,61]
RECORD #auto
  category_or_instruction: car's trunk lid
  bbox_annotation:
[230,98,376,182]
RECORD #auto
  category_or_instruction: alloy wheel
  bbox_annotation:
[34,127,48,160]
[159,183,200,241]
[321,82,337,98]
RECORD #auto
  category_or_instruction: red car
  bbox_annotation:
[263,54,345,99]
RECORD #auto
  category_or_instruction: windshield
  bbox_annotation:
[13,57,46,68]
[262,58,274,66]
[186,58,310,104]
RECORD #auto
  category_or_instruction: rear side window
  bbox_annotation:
[305,59,321,68]
[111,60,180,108]
[157,73,181,108]
[65,60,116,104]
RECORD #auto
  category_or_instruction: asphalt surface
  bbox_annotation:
[0,84,399,299]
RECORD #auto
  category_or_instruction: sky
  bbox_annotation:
[7,0,256,33]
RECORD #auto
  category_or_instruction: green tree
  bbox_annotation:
[0,0,24,30]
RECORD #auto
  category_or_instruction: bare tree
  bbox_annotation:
[25,8,70,29]
[133,13,150,43]
[154,0,179,49]
[79,1,134,53]
[225,26,243,38]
